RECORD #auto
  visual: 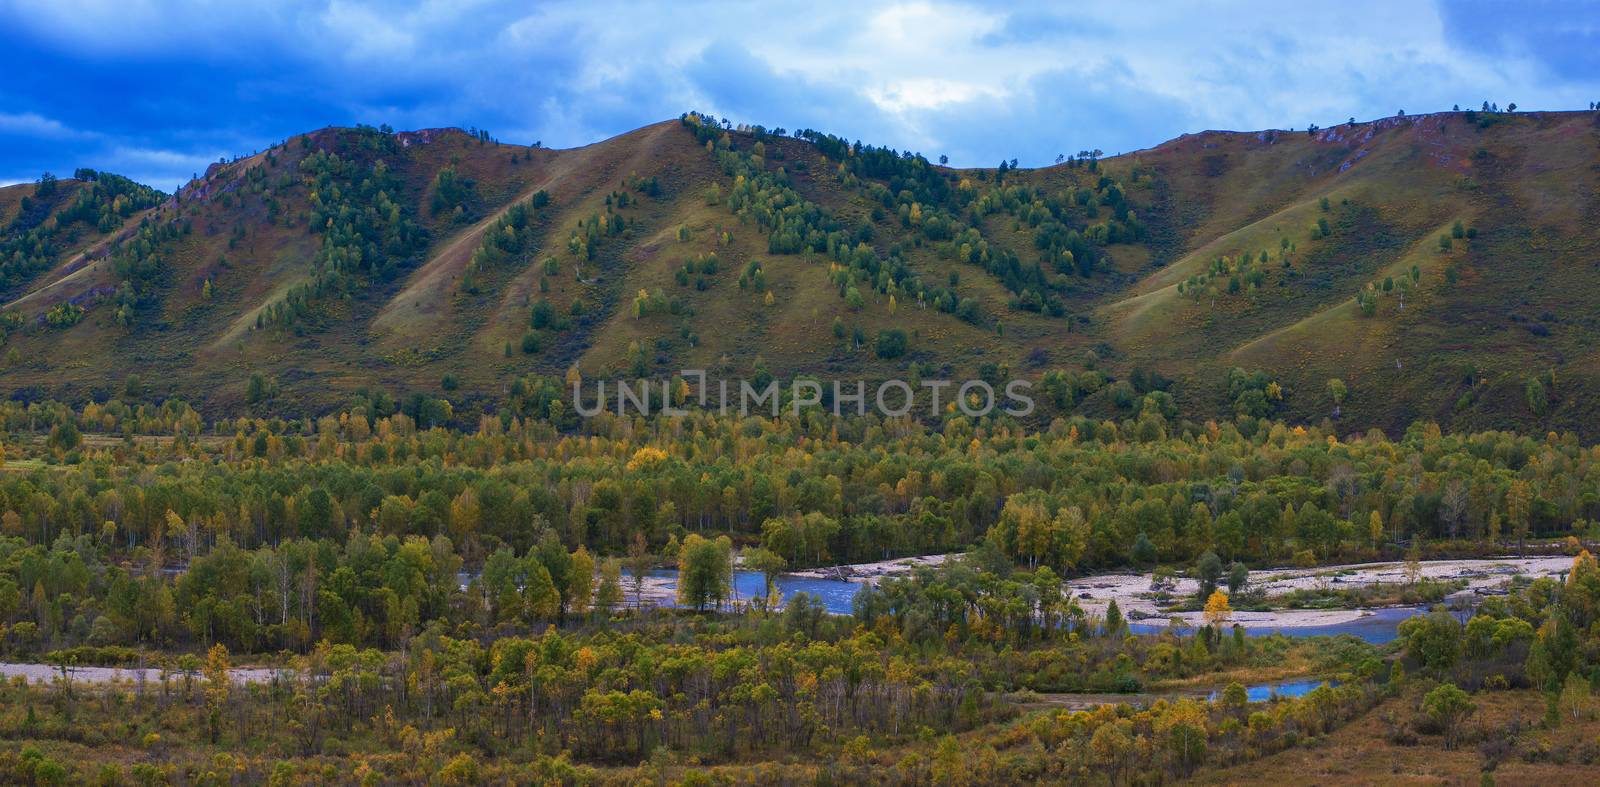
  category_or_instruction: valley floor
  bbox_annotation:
[730,552,1572,630]
[1194,687,1600,785]
[1067,555,1573,629]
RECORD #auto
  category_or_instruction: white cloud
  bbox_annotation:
[108,145,223,169]
[865,78,1004,113]
[88,146,231,190]
[2,0,1597,178]
[472,0,1599,163]
[314,1,417,61]
[0,111,95,140]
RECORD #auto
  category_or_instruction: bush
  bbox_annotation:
[45,645,144,666]
[44,302,85,328]
[875,329,908,359]
[1422,683,1475,750]
[531,300,556,329]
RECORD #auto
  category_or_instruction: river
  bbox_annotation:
[638,568,1431,643]
[1129,605,1429,644]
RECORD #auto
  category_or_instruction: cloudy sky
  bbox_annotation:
[2,0,1598,190]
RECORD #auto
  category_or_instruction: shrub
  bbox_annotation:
[44,302,85,328]
[875,329,908,359]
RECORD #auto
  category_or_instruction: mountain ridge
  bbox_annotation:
[1,109,1597,434]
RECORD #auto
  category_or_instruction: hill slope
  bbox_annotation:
[2,110,1598,434]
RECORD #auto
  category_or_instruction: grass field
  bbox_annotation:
[1196,686,1600,785]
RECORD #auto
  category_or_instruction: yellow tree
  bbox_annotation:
[166,509,194,563]
[1156,699,1210,777]
[1203,590,1232,628]
[449,488,481,545]
[1568,549,1600,627]
[568,546,595,617]
[1506,480,1532,555]
[1053,506,1089,572]
[203,643,231,744]
[930,735,971,787]
[1000,494,1052,569]
[1090,719,1135,784]
[1572,548,1599,584]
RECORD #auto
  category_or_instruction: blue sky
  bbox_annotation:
[2,0,1598,191]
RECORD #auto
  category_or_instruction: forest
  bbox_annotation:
[0,392,1599,783]
[9,2,1600,780]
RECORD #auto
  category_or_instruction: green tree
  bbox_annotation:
[1422,683,1475,750]
[875,328,908,359]
[625,533,653,609]
[47,420,82,454]
[742,547,787,612]
[1104,598,1125,636]
[1397,609,1462,677]
[1559,672,1595,722]
[568,546,595,617]
[677,534,733,612]
[522,561,560,622]
[1132,532,1157,567]
[1525,377,1548,416]
[1194,550,1223,599]
[1225,562,1249,594]
[1326,378,1347,415]
[595,558,623,614]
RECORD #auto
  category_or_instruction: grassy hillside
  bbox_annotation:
[2,110,1598,434]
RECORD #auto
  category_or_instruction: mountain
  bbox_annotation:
[2,110,1598,434]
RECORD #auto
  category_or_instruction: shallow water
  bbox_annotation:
[1207,678,1339,703]
[1129,604,1427,644]
[644,568,1430,643]
[638,569,863,613]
